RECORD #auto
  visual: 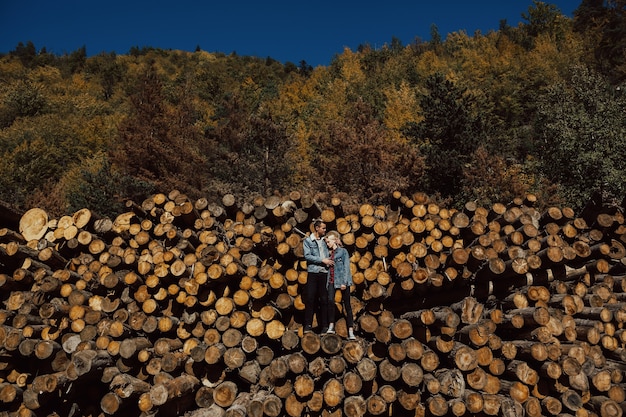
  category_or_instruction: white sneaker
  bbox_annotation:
[326,325,335,334]
[348,330,356,340]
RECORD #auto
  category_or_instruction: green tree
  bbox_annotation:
[85,52,124,100]
[63,152,153,217]
[403,73,488,199]
[0,108,107,213]
[573,0,607,34]
[520,0,568,48]
[11,41,37,67]
[59,45,87,76]
[534,65,626,208]
[459,146,548,208]
[390,36,404,53]
[430,24,442,48]
[206,93,294,198]
[574,0,626,82]
[1,79,48,126]
[298,60,313,77]
[0,135,65,210]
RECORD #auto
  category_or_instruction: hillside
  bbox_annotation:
[0,1,625,218]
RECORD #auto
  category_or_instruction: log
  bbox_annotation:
[397,388,421,411]
[343,395,367,417]
[284,393,305,417]
[213,381,238,408]
[293,374,315,398]
[435,368,465,397]
[225,392,251,417]
[324,378,345,408]
[19,208,48,241]
[427,394,448,416]
[378,358,401,382]
[449,342,478,371]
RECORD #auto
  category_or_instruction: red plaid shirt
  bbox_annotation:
[329,249,335,285]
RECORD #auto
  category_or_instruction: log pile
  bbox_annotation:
[1,189,625,417]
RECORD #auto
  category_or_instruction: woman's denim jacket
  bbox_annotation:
[303,234,328,274]
[329,246,352,288]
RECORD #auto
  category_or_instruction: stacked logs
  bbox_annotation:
[0,189,625,417]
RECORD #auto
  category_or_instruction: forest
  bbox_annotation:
[0,0,625,218]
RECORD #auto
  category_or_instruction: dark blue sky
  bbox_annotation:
[1,1,580,67]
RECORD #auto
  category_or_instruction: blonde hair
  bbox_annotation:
[326,230,342,245]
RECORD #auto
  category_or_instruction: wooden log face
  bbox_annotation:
[378,358,401,382]
[355,357,377,382]
[343,372,363,395]
[342,340,365,364]
[436,368,465,398]
[323,378,344,408]
[343,395,367,417]
[301,332,321,355]
[321,333,342,354]
[328,355,347,375]
[293,374,314,398]
[213,381,237,408]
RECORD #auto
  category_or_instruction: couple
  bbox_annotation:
[302,219,355,340]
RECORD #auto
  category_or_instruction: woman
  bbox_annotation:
[324,230,356,340]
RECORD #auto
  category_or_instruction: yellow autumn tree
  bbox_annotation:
[414,49,453,79]
[267,69,328,190]
[382,80,422,143]
[336,47,366,85]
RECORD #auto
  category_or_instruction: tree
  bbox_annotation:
[573,0,607,34]
[11,41,37,67]
[403,73,488,199]
[520,0,568,48]
[60,45,87,76]
[312,98,424,203]
[205,92,294,198]
[383,80,422,143]
[110,63,206,197]
[390,36,404,53]
[2,79,48,123]
[298,60,313,77]
[534,65,626,208]
[63,152,152,218]
[459,146,543,208]
[573,0,626,82]
[85,52,123,100]
[430,24,442,48]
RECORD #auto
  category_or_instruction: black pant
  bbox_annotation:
[304,271,328,329]
[328,285,354,328]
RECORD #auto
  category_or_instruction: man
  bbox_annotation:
[302,219,334,333]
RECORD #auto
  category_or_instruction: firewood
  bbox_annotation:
[343,395,367,417]
[396,388,421,411]
[284,393,304,417]
[427,394,448,416]
[212,380,237,408]
[3,192,626,416]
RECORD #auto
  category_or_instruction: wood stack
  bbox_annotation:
[0,189,625,417]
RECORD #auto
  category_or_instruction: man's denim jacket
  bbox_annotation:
[303,234,328,274]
